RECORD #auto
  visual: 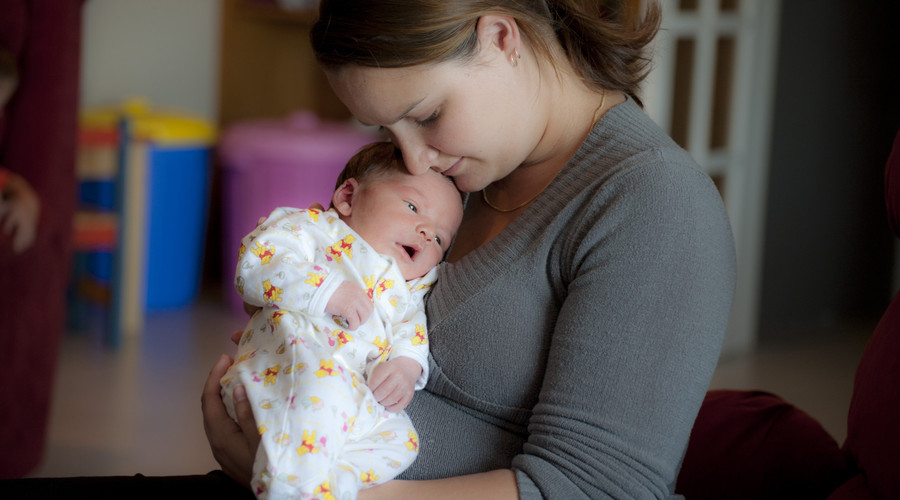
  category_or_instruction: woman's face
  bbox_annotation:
[326,57,543,193]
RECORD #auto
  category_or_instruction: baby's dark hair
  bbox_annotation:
[330,141,461,209]
[329,142,407,208]
[333,141,407,191]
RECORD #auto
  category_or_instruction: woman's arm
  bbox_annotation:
[512,160,736,497]
[360,470,519,499]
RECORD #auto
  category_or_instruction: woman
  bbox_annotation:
[203,0,736,497]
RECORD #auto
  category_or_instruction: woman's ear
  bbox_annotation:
[475,14,521,64]
[332,177,359,216]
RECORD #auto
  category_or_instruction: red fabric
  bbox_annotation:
[677,130,900,496]
[676,390,849,500]
[827,473,877,500]
[0,0,83,478]
[842,139,900,497]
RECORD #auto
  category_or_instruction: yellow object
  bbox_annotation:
[80,97,216,146]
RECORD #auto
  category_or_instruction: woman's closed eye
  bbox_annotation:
[415,110,439,127]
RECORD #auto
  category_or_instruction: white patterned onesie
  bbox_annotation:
[220,207,432,500]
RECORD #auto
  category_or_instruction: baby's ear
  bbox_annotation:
[332,177,359,216]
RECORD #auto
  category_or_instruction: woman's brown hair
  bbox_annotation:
[311,0,661,104]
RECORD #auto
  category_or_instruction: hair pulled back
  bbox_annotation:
[311,0,661,103]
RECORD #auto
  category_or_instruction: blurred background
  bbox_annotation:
[1,0,898,480]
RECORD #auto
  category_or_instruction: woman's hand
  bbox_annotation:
[201,354,259,487]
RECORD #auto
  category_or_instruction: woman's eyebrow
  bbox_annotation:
[389,97,427,124]
[356,97,425,127]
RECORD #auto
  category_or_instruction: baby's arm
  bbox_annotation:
[236,208,342,315]
[326,280,373,330]
[367,268,438,411]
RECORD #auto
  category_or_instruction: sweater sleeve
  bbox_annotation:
[235,207,345,316]
[512,152,736,498]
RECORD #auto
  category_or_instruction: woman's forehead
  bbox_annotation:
[327,65,447,124]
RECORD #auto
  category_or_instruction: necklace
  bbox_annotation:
[481,90,607,213]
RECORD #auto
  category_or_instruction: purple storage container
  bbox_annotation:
[219,111,378,314]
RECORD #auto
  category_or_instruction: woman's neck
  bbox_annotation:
[448,59,624,263]
[488,74,614,207]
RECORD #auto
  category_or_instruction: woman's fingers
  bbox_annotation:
[201,354,254,487]
[242,301,261,318]
[201,354,233,422]
[232,385,261,452]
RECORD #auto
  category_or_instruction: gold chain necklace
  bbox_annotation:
[482,90,607,213]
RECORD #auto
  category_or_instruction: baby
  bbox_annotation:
[221,142,463,499]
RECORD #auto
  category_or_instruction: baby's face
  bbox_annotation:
[341,169,463,280]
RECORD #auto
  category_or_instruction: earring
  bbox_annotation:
[510,49,520,67]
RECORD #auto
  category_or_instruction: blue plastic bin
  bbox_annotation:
[79,99,216,311]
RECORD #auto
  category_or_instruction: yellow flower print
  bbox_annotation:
[372,336,388,357]
[405,429,419,451]
[412,324,428,345]
[262,365,280,386]
[313,480,335,500]
[297,430,320,456]
[305,272,326,288]
[250,241,275,264]
[360,470,380,485]
[326,235,354,264]
[262,279,283,304]
[314,359,338,378]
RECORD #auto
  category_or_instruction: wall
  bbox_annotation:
[80,0,219,121]
[759,0,900,340]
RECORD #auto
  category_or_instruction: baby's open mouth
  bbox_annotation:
[403,245,416,258]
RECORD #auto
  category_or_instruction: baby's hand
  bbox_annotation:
[325,281,373,330]
[368,357,422,413]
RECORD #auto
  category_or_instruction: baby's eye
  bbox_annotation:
[406,201,418,213]
[434,235,442,246]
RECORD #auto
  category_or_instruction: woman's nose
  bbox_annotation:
[397,138,438,175]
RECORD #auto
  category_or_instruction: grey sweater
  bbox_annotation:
[401,98,736,499]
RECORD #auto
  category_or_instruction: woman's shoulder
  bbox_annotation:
[561,101,716,210]
[583,97,698,173]
[544,102,732,246]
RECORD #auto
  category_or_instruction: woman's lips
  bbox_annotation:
[442,158,463,177]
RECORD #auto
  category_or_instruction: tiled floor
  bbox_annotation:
[30,291,872,478]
